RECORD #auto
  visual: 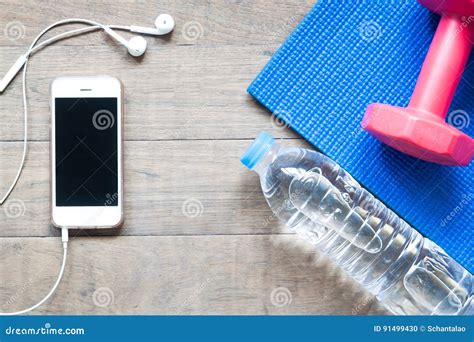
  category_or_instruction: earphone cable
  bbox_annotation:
[0,19,128,315]
[30,24,131,55]
[0,19,130,205]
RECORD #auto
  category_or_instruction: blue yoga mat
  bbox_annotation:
[248,0,473,272]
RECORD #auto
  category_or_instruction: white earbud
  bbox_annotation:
[127,36,147,57]
[103,26,147,57]
[0,15,176,315]
[0,15,176,93]
[155,14,175,35]
[130,14,175,36]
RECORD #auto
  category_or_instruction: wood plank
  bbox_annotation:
[0,235,387,315]
[0,139,316,237]
[0,0,385,318]
[0,0,312,47]
[0,45,302,141]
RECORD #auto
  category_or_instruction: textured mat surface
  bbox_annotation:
[248,0,473,272]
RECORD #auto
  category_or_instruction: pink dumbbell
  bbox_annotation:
[362,0,474,166]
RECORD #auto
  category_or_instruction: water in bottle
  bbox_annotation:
[241,132,473,315]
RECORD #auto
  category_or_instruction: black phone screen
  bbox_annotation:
[55,97,118,207]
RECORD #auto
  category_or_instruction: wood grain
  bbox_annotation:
[0,235,387,315]
[0,139,314,237]
[0,0,389,315]
[0,0,312,47]
[0,45,302,141]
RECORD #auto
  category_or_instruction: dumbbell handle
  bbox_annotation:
[409,15,473,119]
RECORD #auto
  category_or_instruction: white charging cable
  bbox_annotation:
[0,19,133,315]
[0,228,68,316]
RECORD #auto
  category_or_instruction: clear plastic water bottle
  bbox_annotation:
[241,132,473,315]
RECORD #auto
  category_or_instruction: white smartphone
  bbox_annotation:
[51,76,123,228]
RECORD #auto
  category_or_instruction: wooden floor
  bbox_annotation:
[0,0,387,315]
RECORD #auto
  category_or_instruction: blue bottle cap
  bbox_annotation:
[240,132,276,170]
